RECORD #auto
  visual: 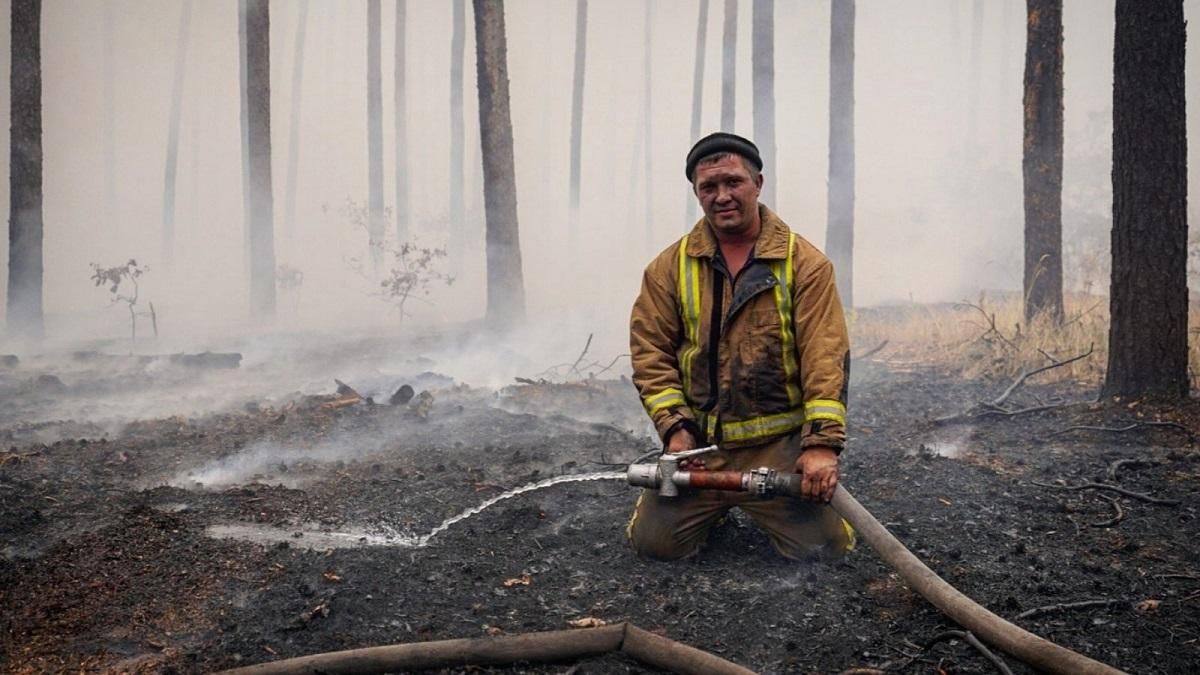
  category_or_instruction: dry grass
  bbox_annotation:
[851,293,1200,390]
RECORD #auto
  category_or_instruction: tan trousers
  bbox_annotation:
[626,433,855,560]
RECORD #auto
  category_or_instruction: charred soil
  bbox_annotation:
[1,357,1198,674]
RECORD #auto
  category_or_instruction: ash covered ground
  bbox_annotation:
[0,332,1198,674]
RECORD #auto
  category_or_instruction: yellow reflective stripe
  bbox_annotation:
[718,408,807,443]
[677,235,702,400]
[771,232,801,406]
[644,388,687,416]
[804,399,847,426]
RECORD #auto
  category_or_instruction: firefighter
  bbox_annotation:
[627,132,854,560]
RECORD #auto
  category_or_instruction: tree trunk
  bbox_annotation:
[367,0,384,272]
[751,0,774,206]
[642,0,653,252]
[1103,0,1188,400]
[825,0,855,309]
[394,0,409,242]
[103,0,116,233]
[1022,0,1064,324]
[686,0,709,223]
[162,0,192,270]
[450,0,466,267]
[569,0,588,239]
[472,0,525,327]
[7,0,43,339]
[283,0,309,241]
[238,1,252,279]
[242,0,277,319]
[967,0,984,148]
[720,0,737,131]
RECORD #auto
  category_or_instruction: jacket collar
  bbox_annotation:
[685,205,791,260]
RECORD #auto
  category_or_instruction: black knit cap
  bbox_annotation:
[685,132,763,181]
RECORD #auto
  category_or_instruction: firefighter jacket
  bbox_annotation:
[630,206,850,451]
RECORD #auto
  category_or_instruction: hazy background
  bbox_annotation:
[0,0,1196,360]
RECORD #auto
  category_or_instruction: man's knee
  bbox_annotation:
[628,522,700,560]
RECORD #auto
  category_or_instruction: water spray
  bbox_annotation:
[624,447,1127,675]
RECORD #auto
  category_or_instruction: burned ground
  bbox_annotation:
[0,350,1197,674]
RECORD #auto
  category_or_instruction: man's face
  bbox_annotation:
[692,155,763,237]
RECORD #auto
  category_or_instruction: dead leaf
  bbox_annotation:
[484,625,503,636]
[322,571,342,583]
[1136,599,1161,613]
[502,574,531,587]
[567,617,607,628]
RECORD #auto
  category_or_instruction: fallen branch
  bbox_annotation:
[1029,480,1180,506]
[1015,599,1126,621]
[854,339,889,361]
[1053,421,1193,440]
[974,403,1067,419]
[567,333,594,377]
[925,630,1015,675]
[1106,457,1162,481]
[1090,494,1125,528]
[990,344,1094,407]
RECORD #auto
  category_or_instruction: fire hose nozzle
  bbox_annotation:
[626,445,719,497]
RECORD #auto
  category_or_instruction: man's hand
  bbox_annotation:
[666,427,706,470]
[794,446,838,502]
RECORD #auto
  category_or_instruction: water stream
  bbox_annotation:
[206,470,626,550]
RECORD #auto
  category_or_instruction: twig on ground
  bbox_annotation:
[1015,599,1126,620]
[1090,493,1125,528]
[975,403,1067,418]
[1155,573,1200,581]
[854,340,889,361]
[923,630,1014,675]
[990,344,1094,407]
[1107,457,1163,481]
[1037,348,1061,365]
[587,353,629,378]
[1029,480,1180,506]
[1052,421,1193,440]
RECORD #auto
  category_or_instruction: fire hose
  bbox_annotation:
[626,446,1127,675]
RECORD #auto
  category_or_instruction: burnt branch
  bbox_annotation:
[1090,493,1125,528]
[1015,599,1127,621]
[1052,421,1194,441]
[1030,480,1179,506]
[991,344,1094,407]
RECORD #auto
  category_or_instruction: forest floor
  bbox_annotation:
[0,332,1197,674]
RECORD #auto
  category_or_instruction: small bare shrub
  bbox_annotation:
[90,259,157,349]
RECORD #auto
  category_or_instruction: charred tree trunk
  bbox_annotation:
[450,0,466,267]
[751,0,774,206]
[283,0,309,240]
[367,0,385,272]
[1103,0,1188,400]
[720,0,737,131]
[569,0,588,238]
[643,0,653,252]
[241,0,277,319]
[238,2,252,278]
[1022,0,1064,324]
[473,0,525,326]
[686,0,709,224]
[103,0,116,233]
[162,0,192,269]
[7,0,43,339]
[394,0,409,242]
[825,0,855,309]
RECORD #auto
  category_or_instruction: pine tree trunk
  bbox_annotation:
[450,0,466,266]
[7,0,43,339]
[242,0,277,319]
[686,0,709,223]
[283,0,309,241]
[1022,0,1064,324]
[1103,0,1189,400]
[569,0,588,238]
[367,0,384,272]
[103,0,116,233]
[642,0,653,252]
[394,0,409,242]
[751,0,774,206]
[720,0,737,132]
[473,0,525,327]
[162,0,192,269]
[826,0,855,309]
